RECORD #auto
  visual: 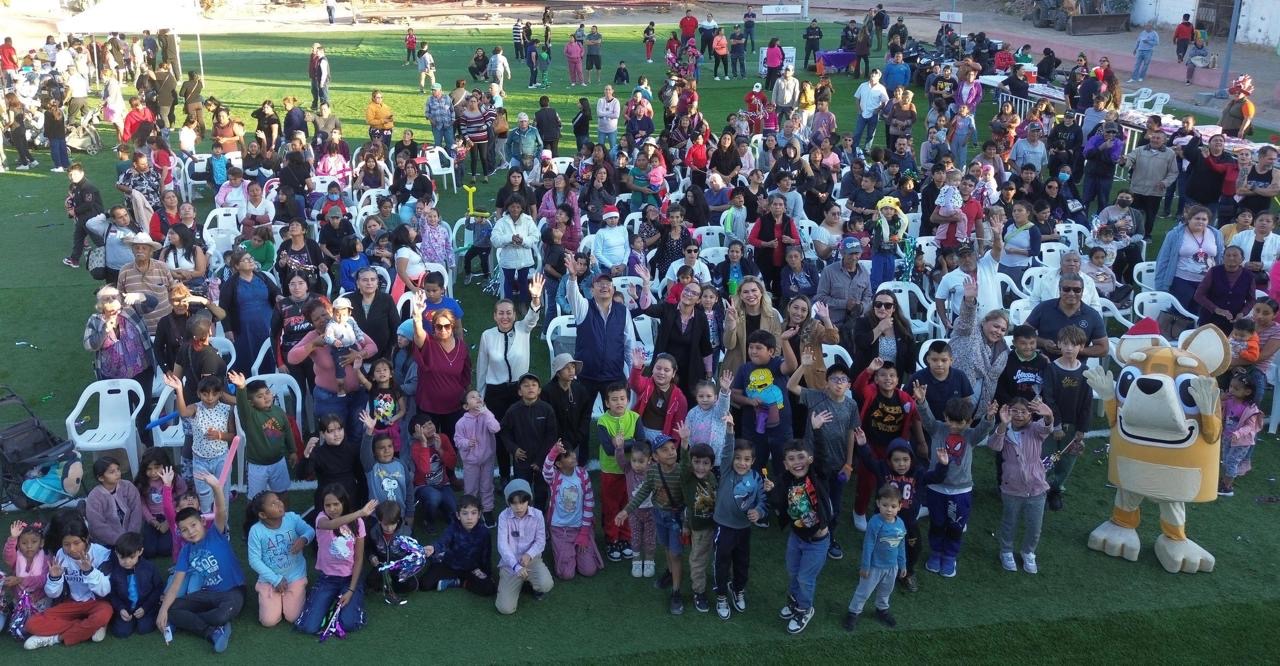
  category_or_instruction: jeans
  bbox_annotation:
[49,137,70,168]
[7,127,33,164]
[295,574,365,634]
[1081,173,1113,215]
[998,492,1046,555]
[848,566,897,613]
[731,54,746,78]
[852,114,878,149]
[431,125,454,152]
[824,470,848,542]
[193,453,229,513]
[110,608,158,637]
[415,484,457,526]
[745,27,756,51]
[785,532,829,611]
[169,587,245,639]
[142,519,171,558]
[312,386,370,441]
[503,266,532,303]
[870,252,896,291]
[596,130,617,150]
[1132,50,1153,81]
[326,5,335,23]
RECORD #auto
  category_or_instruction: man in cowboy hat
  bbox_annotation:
[117,231,175,335]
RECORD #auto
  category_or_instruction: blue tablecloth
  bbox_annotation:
[818,50,857,70]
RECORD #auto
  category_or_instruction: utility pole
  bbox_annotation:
[1215,0,1243,98]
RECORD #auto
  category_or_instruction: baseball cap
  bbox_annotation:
[841,237,863,256]
[431,82,442,91]
[1027,121,1043,132]
[752,82,762,92]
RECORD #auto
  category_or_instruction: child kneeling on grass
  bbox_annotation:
[157,472,245,654]
[989,398,1054,574]
[496,479,554,614]
[245,490,314,627]
[294,485,376,636]
[843,485,907,631]
[420,495,496,596]
[542,441,604,580]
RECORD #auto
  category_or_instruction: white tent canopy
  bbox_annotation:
[57,0,208,77]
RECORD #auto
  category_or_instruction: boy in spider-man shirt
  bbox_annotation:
[853,434,948,594]
[850,357,925,531]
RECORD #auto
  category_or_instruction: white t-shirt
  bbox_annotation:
[396,246,426,281]
[854,82,889,119]
[1175,228,1216,282]
[935,253,1002,321]
[663,259,713,285]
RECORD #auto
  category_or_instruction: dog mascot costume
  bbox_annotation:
[1082,318,1228,574]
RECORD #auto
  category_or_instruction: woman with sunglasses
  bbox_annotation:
[407,295,471,439]
[850,288,916,379]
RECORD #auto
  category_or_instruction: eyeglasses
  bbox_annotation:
[685,248,699,254]
[1060,286,1083,293]
[873,301,895,309]
[828,376,850,384]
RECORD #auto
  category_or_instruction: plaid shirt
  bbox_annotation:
[426,93,454,129]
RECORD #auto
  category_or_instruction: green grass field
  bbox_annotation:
[3,23,1280,663]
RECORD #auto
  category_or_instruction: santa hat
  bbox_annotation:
[602,205,620,220]
[1114,317,1167,361]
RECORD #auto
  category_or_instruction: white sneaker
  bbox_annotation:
[714,76,721,81]
[853,513,868,532]
[1021,552,1038,574]
[632,560,644,577]
[15,164,30,171]
[92,626,107,642]
[647,59,653,63]
[1125,78,1135,83]
[643,560,656,577]
[24,635,60,650]
[1000,551,1017,572]
[51,167,66,173]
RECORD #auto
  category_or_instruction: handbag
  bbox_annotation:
[87,246,107,281]
[494,113,509,136]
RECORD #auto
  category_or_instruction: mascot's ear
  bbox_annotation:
[1180,324,1230,377]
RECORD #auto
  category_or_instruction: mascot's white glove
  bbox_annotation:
[1083,366,1115,402]
[1188,376,1219,417]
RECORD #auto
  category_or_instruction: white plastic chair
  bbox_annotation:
[1268,362,1280,434]
[1097,298,1134,329]
[1119,87,1153,112]
[822,344,853,369]
[905,212,922,238]
[1133,290,1198,322]
[1133,261,1157,292]
[203,227,241,272]
[1020,266,1055,297]
[664,191,685,207]
[916,236,938,270]
[795,219,820,260]
[353,204,380,230]
[358,187,391,211]
[263,177,280,201]
[612,276,645,309]
[209,336,237,368]
[633,315,657,361]
[204,207,241,234]
[424,146,457,193]
[148,385,185,450]
[250,338,276,377]
[1009,298,1034,326]
[879,281,945,339]
[996,272,1029,301]
[693,226,729,249]
[1054,222,1091,252]
[545,315,577,368]
[700,246,728,266]
[1038,242,1070,269]
[550,156,575,175]
[311,175,341,197]
[66,379,145,476]
[749,133,763,161]
[623,212,644,236]
[319,272,334,298]
[371,265,393,293]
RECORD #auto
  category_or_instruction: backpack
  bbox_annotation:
[876,10,889,29]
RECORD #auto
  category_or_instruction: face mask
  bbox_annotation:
[327,193,340,201]
[1057,172,1069,182]
[1117,200,1131,208]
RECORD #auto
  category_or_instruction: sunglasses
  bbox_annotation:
[873,301,896,309]
[685,248,699,254]
[435,322,453,329]
[1060,286,1083,293]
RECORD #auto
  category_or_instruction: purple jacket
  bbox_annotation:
[988,420,1052,498]
[497,505,546,572]
[1083,132,1124,176]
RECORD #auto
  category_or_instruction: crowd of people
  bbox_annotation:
[2,5,1279,652]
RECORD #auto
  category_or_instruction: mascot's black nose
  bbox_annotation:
[1136,377,1162,395]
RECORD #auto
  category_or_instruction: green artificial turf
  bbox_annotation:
[2,23,1278,663]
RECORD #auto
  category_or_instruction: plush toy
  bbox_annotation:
[746,368,783,434]
[19,450,83,508]
[1083,318,1228,574]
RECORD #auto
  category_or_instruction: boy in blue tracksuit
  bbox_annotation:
[843,485,907,631]
[103,532,164,638]
[418,495,497,596]
[918,392,997,579]
[854,435,948,592]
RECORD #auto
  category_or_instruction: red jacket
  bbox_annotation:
[410,434,457,487]
[852,368,919,447]
[680,15,699,40]
[1174,22,1195,41]
[628,365,689,445]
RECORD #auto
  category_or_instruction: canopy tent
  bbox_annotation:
[57,0,208,78]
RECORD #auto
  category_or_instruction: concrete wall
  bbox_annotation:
[1130,0,1279,49]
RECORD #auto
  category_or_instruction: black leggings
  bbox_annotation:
[469,141,491,176]
[463,246,491,276]
[7,127,33,164]
[485,382,521,478]
[714,54,729,77]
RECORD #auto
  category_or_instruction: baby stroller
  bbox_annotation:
[0,386,82,511]
[66,121,103,155]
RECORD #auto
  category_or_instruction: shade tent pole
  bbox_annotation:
[197,32,204,79]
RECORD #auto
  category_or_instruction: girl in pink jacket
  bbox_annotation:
[4,521,50,609]
[564,39,585,86]
[455,390,501,526]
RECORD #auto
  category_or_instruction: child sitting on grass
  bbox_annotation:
[294,485,376,636]
[843,485,907,632]
[85,456,143,550]
[4,520,49,613]
[365,502,417,605]
[989,398,1055,575]
[357,411,414,533]
[421,495,497,596]
[103,532,163,638]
